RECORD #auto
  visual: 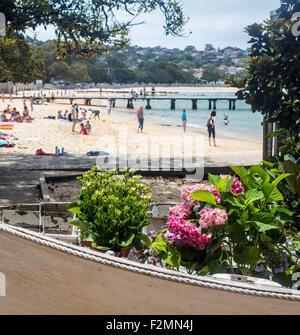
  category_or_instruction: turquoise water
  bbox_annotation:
[101,92,263,143]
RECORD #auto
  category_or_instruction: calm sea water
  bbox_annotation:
[99,91,263,143]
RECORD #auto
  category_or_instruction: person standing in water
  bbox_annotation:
[181,109,187,132]
[223,114,229,126]
[136,106,144,133]
[207,110,216,146]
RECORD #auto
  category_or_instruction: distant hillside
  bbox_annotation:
[27,37,249,85]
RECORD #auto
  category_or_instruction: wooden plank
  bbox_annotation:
[40,176,51,202]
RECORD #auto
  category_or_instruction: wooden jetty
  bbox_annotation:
[16,94,239,110]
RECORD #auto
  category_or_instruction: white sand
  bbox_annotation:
[0,88,262,166]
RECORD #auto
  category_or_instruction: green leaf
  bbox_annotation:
[223,193,244,208]
[151,236,167,253]
[205,238,223,253]
[266,129,287,138]
[266,229,286,244]
[208,260,228,275]
[231,166,248,179]
[272,173,292,187]
[244,189,264,206]
[163,245,181,269]
[68,218,81,227]
[261,182,283,202]
[119,233,135,248]
[191,190,217,205]
[230,166,249,188]
[140,233,152,247]
[255,211,274,223]
[65,202,81,214]
[261,160,274,168]
[217,175,230,192]
[250,165,270,183]
[283,159,299,194]
[233,246,260,266]
[208,174,220,189]
[272,207,294,217]
[268,186,283,201]
[92,244,110,251]
[227,223,247,243]
[272,272,292,288]
[223,177,235,193]
[254,222,280,232]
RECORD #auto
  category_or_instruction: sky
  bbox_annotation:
[26,0,281,50]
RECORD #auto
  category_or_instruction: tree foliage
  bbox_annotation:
[0,0,188,57]
[228,0,300,155]
[202,63,225,83]
[0,36,44,82]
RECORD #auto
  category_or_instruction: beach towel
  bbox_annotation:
[86,150,110,156]
[0,123,13,130]
[0,139,8,147]
[35,148,56,156]
[0,139,14,147]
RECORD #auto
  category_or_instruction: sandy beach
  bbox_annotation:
[0,87,262,167]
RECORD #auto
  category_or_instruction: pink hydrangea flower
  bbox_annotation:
[199,208,228,229]
[220,174,245,195]
[168,204,191,219]
[167,216,212,250]
[181,184,221,208]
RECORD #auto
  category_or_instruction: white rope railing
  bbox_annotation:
[0,223,300,302]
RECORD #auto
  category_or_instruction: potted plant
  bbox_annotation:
[66,167,152,257]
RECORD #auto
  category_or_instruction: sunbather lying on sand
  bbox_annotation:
[0,111,10,122]
[57,110,66,120]
[12,112,23,123]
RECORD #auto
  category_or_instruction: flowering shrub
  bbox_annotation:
[143,165,300,288]
[67,167,152,252]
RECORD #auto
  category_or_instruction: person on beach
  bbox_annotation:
[0,110,9,122]
[181,109,187,132]
[74,103,79,119]
[10,107,17,120]
[30,97,33,112]
[71,105,77,132]
[23,105,33,121]
[1,92,5,103]
[85,120,92,134]
[5,104,11,114]
[57,110,66,120]
[107,99,112,115]
[136,106,144,133]
[81,109,86,119]
[207,111,216,146]
[12,112,24,123]
[80,123,88,135]
[92,109,100,120]
[224,114,229,126]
